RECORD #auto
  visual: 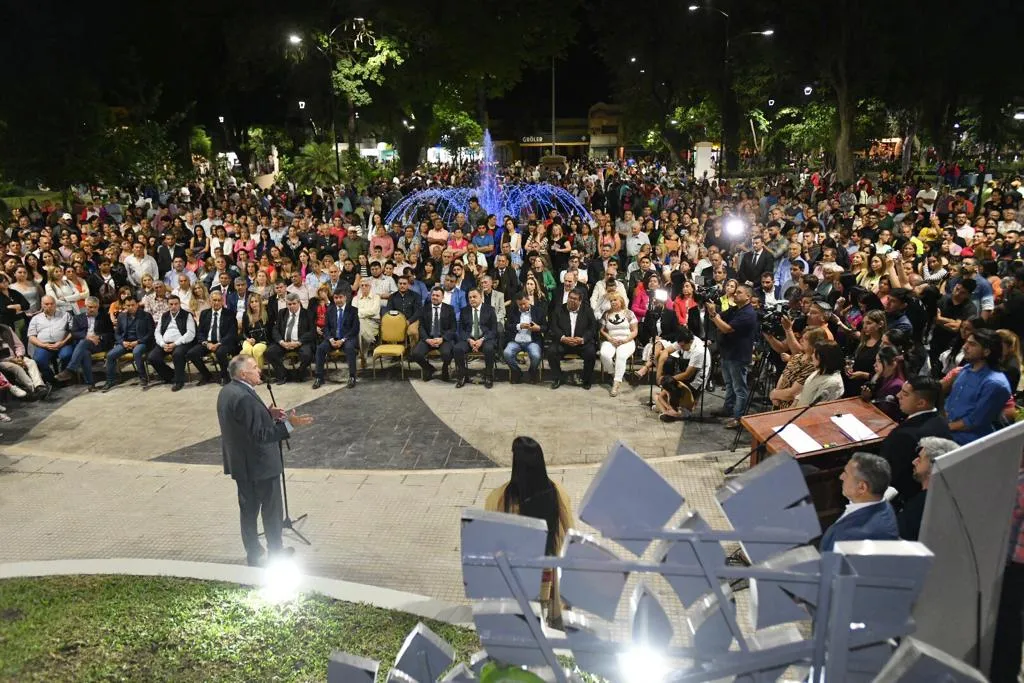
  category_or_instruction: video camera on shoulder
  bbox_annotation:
[694,283,720,305]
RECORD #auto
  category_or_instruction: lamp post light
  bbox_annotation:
[803,85,814,96]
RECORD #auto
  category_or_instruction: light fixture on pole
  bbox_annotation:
[218,116,225,124]
[288,34,302,45]
[630,56,637,63]
[298,100,306,110]
[767,98,776,107]
[803,86,813,96]
[760,29,774,36]
[670,119,678,125]
[1014,111,1024,121]
[687,4,699,10]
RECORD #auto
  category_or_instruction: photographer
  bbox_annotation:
[656,327,707,422]
[706,283,758,429]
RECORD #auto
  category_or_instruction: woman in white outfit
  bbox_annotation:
[599,292,638,397]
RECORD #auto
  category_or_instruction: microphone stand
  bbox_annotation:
[723,396,824,475]
[263,383,310,545]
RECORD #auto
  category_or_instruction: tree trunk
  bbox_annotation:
[721,86,741,172]
[346,99,358,161]
[834,80,855,185]
[397,103,434,173]
[901,114,918,177]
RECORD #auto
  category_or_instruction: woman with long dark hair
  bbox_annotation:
[484,436,572,628]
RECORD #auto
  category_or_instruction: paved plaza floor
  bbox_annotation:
[0,364,757,617]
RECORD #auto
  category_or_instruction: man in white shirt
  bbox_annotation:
[998,208,1022,235]
[367,261,397,302]
[124,243,159,288]
[915,181,938,213]
[147,295,196,391]
[286,272,310,309]
[657,327,706,421]
[590,260,628,317]
[26,295,73,384]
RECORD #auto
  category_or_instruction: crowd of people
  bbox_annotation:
[5,156,1024,677]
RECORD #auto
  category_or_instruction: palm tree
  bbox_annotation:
[291,142,339,188]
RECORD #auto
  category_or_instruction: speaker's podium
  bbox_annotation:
[739,398,898,527]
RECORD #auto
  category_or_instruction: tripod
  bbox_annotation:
[729,341,779,451]
[258,383,311,546]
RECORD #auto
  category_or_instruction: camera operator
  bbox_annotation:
[706,283,758,429]
[762,298,834,358]
[657,327,707,422]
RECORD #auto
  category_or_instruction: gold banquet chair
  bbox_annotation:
[372,311,408,378]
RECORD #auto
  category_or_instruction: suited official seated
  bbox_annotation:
[878,376,953,509]
[187,291,240,386]
[503,292,546,384]
[546,289,598,390]
[147,294,196,392]
[103,296,153,391]
[313,289,359,390]
[819,452,900,552]
[55,296,113,391]
[410,286,457,382]
[454,288,498,388]
[897,436,959,542]
[265,293,315,385]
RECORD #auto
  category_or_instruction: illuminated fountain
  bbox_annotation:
[384,130,593,226]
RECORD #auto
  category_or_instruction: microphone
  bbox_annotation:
[723,395,827,475]
[266,382,291,451]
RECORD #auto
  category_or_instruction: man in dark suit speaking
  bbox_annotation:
[218,355,313,567]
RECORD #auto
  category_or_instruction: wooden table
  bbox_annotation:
[740,398,899,528]
[740,397,898,466]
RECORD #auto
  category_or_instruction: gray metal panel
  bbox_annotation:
[559,531,628,621]
[327,651,379,683]
[461,509,547,601]
[872,637,988,682]
[393,622,456,682]
[913,421,1024,671]
[577,441,683,556]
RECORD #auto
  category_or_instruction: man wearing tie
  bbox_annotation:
[264,293,315,385]
[454,288,498,388]
[55,296,113,390]
[410,286,456,381]
[547,289,598,390]
[187,291,240,386]
[218,354,313,567]
[313,290,359,389]
[148,294,196,391]
[737,235,776,287]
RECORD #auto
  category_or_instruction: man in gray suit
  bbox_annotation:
[218,355,313,566]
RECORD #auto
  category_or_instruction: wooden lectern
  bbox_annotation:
[739,398,899,526]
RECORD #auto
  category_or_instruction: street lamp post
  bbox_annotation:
[688,3,772,174]
[288,32,342,183]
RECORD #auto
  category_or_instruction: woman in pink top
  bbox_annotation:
[233,226,256,261]
[447,227,469,259]
[370,223,394,258]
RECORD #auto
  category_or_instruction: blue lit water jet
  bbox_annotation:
[385,130,593,227]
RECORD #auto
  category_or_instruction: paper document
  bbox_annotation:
[831,413,879,442]
[772,424,822,454]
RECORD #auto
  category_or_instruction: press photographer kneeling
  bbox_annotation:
[656,327,708,422]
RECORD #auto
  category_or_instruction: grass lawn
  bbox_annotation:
[0,575,480,682]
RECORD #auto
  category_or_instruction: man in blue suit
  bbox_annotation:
[103,297,153,391]
[313,290,360,390]
[819,452,900,552]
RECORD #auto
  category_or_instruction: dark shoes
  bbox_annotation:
[346,377,356,389]
[171,383,184,392]
[196,376,211,387]
[422,367,435,382]
[455,374,467,388]
[54,369,74,383]
[551,377,563,390]
[441,366,451,382]
[312,378,324,389]
[274,377,287,386]
[582,380,592,390]
[101,381,116,393]
[483,376,493,389]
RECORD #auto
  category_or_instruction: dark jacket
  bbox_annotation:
[878,410,953,507]
[737,249,775,285]
[324,303,359,342]
[196,307,240,351]
[87,270,127,307]
[457,304,498,343]
[490,267,520,301]
[639,307,682,346]
[897,490,927,541]
[115,309,154,346]
[415,301,457,343]
[505,304,547,346]
[218,380,290,482]
[548,305,598,346]
[70,311,114,350]
[270,307,316,346]
[387,289,421,322]
[819,502,900,552]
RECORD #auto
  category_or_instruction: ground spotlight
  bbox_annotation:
[619,646,670,683]
[258,556,303,605]
[724,217,746,238]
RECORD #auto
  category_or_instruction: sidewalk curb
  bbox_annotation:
[0,558,474,627]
